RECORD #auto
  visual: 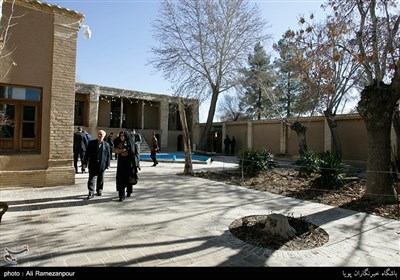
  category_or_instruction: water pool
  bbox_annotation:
[140,153,211,164]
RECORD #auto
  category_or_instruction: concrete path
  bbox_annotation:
[0,158,399,268]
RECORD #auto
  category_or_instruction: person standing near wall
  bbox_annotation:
[231,136,236,155]
[224,135,231,156]
[73,127,88,174]
[82,130,111,199]
[149,132,159,166]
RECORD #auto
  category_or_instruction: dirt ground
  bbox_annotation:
[229,214,329,250]
[194,167,400,221]
[194,166,399,250]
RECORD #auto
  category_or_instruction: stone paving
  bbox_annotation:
[0,157,399,269]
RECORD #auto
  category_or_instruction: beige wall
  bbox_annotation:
[198,114,371,163]
[1,3,53,170]
[167,130,182,151]
[287,118,325,156]
[0,1,83,188]
[253,120,281,154]
[336,116,368,161]
[225,122,247,155]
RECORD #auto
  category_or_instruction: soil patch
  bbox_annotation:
[194,168,399,220]
[229,215,329,251]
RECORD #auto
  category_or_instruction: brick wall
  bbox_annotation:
[45,14,81,185]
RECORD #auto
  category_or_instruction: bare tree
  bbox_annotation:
[257,30,320,155]
[0,0,19,220]
[0,0,18,130]
[218,93,244,121]
[150,0,268,153]
[178,98,193,175]
[326,0,400,203]
[0,0,17,80]
[292,15,364,161]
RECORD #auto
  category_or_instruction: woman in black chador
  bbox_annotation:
[114,131,139,202]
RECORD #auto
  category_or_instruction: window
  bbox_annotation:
[0,84,41,153]
[74,100,85,126]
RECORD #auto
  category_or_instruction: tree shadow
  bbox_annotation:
[5,195,119,212]
[1,164,398,269]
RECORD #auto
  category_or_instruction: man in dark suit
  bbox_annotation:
[82,130,111,199]
[73,127,88,174]
[149,132,159,167]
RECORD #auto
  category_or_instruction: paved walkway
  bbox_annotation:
[0,158,399,268]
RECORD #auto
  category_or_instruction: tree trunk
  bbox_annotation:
[392,110,400,179]
[290,121,308,154]
[178,98,193,175]
[358,82,399,203]
[263,213,296,240]
[324,111,342,161]
[198,87,219,152]
[283,121,289,154]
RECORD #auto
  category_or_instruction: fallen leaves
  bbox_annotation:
[195,168,399,220]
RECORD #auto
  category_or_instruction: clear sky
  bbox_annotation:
[45,0,325,122]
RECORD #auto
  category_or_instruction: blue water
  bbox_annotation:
[140,153,210,163]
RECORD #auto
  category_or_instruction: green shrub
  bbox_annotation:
[239,148,277,176]
[296,150,320,177]
[313,151,344,189]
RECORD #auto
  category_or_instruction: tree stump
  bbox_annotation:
[0,202,9,224]
[263,213,296,240]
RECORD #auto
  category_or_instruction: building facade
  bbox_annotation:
[74,83,199,153]
[2,1,380,191]
[0,1,200,189]
[0,0,84,188]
